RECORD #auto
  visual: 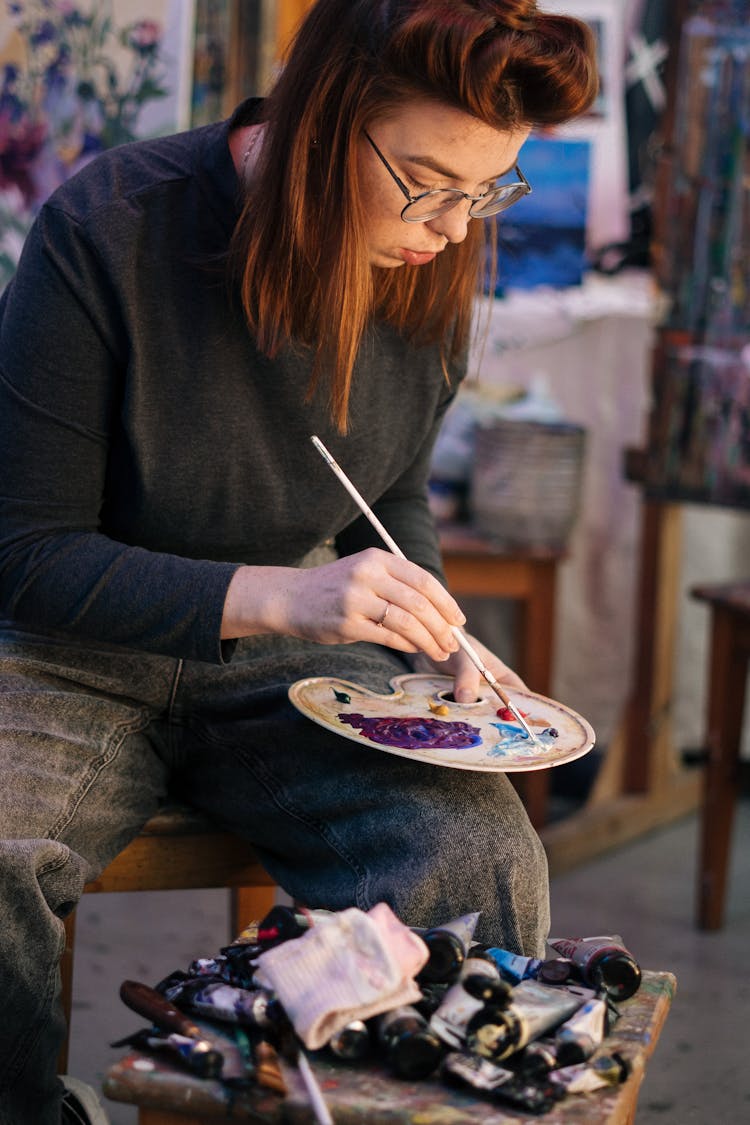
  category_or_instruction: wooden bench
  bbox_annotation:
[103,969,676,1125]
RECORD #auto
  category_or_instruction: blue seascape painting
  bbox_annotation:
[489,134,591,292]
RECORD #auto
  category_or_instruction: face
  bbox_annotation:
[359,100,530,269]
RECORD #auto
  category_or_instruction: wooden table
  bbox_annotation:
[103,970,675,1125]
[439,525,565,827]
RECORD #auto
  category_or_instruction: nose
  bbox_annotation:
[425,200,472,244]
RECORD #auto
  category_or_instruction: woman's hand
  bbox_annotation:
[412,635,527,703]
[221,548,467,665]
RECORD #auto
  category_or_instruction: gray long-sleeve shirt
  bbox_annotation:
[0,112,463,663]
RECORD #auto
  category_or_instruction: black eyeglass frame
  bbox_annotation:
[364,131,532,223]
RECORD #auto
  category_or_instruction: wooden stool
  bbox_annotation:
[691,581,750,929]
[59,804,277,1072]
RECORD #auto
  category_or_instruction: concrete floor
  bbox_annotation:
[67,798,750,1124]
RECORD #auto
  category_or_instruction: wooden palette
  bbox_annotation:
[289,673,595,772]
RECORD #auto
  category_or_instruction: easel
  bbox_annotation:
[539,1,709,872]
[539,498,701,874]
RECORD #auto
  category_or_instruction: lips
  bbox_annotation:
[399,248,439,266]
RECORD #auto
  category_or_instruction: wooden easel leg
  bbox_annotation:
[697,607,748,929]
[624,500,683,794]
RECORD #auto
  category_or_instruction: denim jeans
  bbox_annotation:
[0,627,549,1124]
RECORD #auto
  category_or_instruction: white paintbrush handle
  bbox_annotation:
[311,435,542,745]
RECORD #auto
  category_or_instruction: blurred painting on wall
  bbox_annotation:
[491,134,591,292]
[0,0,194,288]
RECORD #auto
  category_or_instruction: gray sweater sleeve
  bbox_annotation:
[0,205,240,662]
[0,125,464,663]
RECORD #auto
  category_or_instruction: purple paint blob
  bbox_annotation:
[338,713,482,749]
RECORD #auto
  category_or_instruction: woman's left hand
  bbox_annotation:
[413,633,526,702]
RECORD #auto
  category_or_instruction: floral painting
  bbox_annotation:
[0,0,193,289]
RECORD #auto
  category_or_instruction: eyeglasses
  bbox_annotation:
[364,131,531,223]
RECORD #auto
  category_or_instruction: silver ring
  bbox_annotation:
[376,602,391,627]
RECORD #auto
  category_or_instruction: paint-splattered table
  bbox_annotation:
[102,969,675,1125]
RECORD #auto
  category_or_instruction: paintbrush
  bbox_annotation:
[296,1048,335,1125]
[311,435,542,746]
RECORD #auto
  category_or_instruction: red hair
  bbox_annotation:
[229,0,598,431]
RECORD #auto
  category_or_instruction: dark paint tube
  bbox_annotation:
[327,1019,371,1062]
[547,934,642,1000]
[253,904,336,950]
[413,912,481,983]
[375,1004,445,1080]
[430,954,510,1049]
[443,1053,556,1115]
[516,1036,561,1078]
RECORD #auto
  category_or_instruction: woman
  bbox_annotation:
[0,1,597,1120]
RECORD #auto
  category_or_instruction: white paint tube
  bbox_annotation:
[554,996,608,1065]
[549,1052,629,1093]
[466,979,592,1061]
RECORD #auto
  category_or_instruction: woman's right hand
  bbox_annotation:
[221,547,466,664]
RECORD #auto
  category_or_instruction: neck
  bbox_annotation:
[229,123,264,180]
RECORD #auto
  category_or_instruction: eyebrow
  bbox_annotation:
[403,152,515,183]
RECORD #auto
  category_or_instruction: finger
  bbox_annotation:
[373,582,464,659]
[452,670,482,704]
[492,663,527,692]
[369,596,455,662]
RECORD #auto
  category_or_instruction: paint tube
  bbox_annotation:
[547,935,642,1000]
[375,1004,445,1080]
[554,997,608,1065]
[443,1052,557,1114]
[484,947,578,985]
[255,905,336,949]
[483,948,542,982]
[165,979,284,1029]
[549,1052,629,1094]
[111,1028,224,1079]
[327,1019,371,1062]
[516,1036,560,1078]
[414,982,449,1019]
[414,911,481,983]
[442,1049,516,1091]
[429,953,511,1049]
[187,956,232,980]
[465,979,589,1061]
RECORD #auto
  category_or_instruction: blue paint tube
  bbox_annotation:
[484,947,577,985]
